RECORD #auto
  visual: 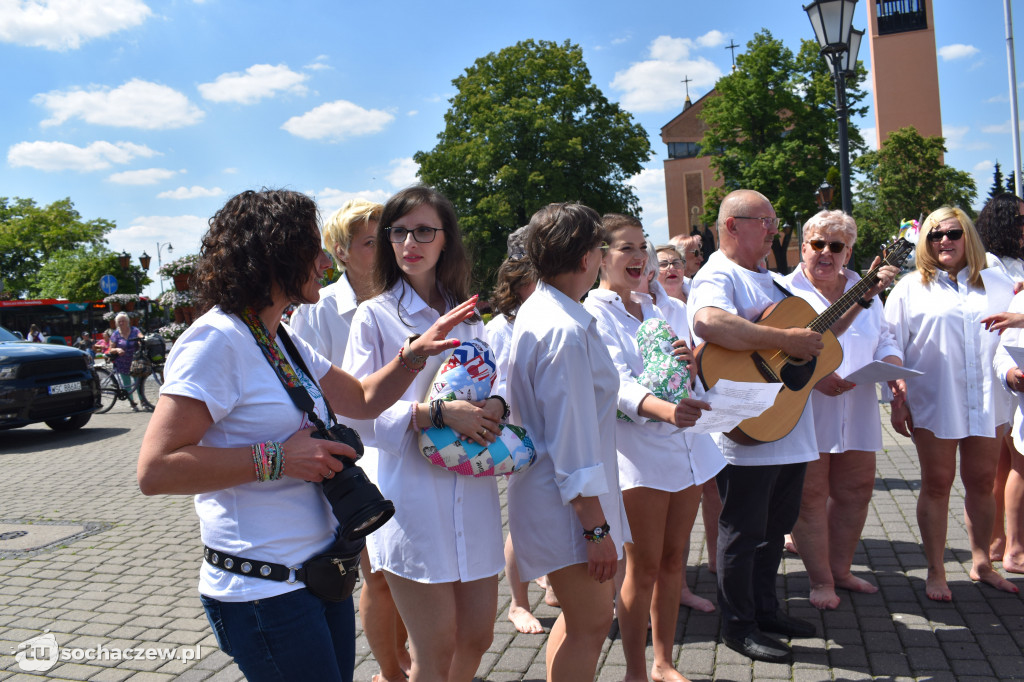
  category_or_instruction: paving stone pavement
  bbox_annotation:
[1,401,1023,681]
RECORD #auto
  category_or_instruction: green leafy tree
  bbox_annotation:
[698,30,868,272]
[989,161,1006,200]
[415,39,652,286]
[34,246,150,301]
[853,127,976,259]
[0,197,113,297]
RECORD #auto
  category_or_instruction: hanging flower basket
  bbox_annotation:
[174,308,185,324]
[181,306,196,324]
[124,301,136,312]
[110,302,122,312]
[173,273,191,291]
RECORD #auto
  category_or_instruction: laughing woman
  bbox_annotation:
[884,206,1018,601]
[584,214,721,682]
[342,185,505,682]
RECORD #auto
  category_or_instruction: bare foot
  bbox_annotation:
[535,575,549,589]
[925,575,952,601]
[834,573,879,594]
[508,605,544,634]
[679,588,715,612]
[544,584,560,608]
[809,584,841,610]
[372,674,406,682]
[991,536,1006,562]
[651,661,691,682]
[784,534,799,555]
[970,565,1020,594]
[1002,554,1024,574]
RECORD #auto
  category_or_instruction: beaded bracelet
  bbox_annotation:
[397,346,425,374]
[429,398,447,430]
[251,441,285,482]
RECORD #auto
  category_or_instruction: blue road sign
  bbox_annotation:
[100,274,118,295]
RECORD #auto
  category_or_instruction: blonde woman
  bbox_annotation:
[885,206,1018,601]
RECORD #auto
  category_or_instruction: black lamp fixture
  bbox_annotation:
[815,180,835,209]
[804,0,863,216]
[117,250,152,295]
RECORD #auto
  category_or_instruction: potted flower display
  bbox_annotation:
[104,293,140,312]
[159,253,199,292]
[158,322,189,343]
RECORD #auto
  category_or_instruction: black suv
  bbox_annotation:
[0,325,101,431]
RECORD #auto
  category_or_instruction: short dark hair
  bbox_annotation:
[194,189,321,315]
[526,203,605,280]
[601,213,643,238]
[490,258,537,320]
[976,193,1024,260]
[370,185,478,322]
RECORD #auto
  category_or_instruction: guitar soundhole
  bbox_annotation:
[779,357,817,391]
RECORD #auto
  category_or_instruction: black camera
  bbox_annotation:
[313,424,396,541]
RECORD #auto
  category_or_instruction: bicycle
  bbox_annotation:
[94,362,163,413]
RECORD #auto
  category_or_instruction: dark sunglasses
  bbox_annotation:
[926,228,964,243]
[806,239,846,254]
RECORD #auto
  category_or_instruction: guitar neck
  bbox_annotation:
[808,266,881,334]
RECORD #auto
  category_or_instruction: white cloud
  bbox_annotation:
[8,140,158,171]
[281,100,394,141]
[198,64,309,105]
[861,126,878,151]
[696,30,727,48]
[982,120,1012,134]
[943,124,988,151]
[109,214,209,266]
[974,160,994,173]
[311,188,391,217]
[108,167,179,185]
[0,0,150,50]
[987,93,1010,104]
[938,44,980,61]
[628,167,668,243]
[305,55,331,71]
[387,157,419,188]
[407,110,419,117]
[34,78,204,129]
[157,185,224,199]
[611,35,724,112]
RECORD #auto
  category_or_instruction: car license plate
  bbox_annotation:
[48,381,81,395]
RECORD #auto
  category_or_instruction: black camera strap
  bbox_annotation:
[240,307,335,438]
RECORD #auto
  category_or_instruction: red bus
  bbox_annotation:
[0,299,110,344]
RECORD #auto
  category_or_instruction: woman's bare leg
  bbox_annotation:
[700,479,721,573]
[545,563,614,682]
[791,454,839,609]
[504,533,543,634]
[359,551,409,682]
[1003,449,1024,573]
[912,429,958,601]
[960,434,1019,594]
[827,451,879,595]
[991,435,1012,560]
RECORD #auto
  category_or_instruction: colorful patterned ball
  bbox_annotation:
[618,318,690,423]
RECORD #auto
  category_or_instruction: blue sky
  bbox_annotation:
[2,0,1021,299]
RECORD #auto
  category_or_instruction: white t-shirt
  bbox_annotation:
[342,282,503,584]
[686,250,819,467]
[289,274,359,363]
[584,288,724,491]
[987,252,1024,283]
[783,267,903,453]
[507,281,630,582]
[161,307,336,602]
[885,269,1013,438]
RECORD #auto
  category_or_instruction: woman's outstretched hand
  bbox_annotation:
[410,295,480,357]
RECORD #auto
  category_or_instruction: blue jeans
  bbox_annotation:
[201,589,354,682]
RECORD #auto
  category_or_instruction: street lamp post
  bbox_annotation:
[804,0,863,216]
[155,242,173,295]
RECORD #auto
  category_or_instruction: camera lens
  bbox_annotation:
[314,424,396,541]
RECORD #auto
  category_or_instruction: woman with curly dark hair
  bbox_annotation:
[976,192,1024,565]
[137,189,477,682]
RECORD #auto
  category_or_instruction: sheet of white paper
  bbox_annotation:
[684,379,782,435]
[981,268,1016,317]
[843,361,924,385]
[1004,344,1024,370]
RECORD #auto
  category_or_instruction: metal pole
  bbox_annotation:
[1006,0,1022,197]
[833,54,853,215]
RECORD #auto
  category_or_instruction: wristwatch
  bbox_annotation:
[856,297,872,309]
[583,522,611,544]
[402,334,427,367]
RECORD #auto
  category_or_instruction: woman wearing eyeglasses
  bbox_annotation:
[779,210,903,609]
[884,206,1018,601]
[342,185,505,681]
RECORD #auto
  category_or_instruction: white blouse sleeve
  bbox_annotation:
[873,308,904,362]
[535,330,611,505]
[591,313,650,421]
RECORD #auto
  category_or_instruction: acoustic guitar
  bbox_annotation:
[694,238,913,445]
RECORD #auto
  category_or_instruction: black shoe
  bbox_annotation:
[757,610,816,638]
[723,630,792,663]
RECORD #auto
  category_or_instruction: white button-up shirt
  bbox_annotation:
[783,267,902,453]
[583,288,724,491]
[485,313,513,397]
[993,291,1024,450]
[506,281,630,581]
[290,274,359,362]
[342,282,502,583]
[884,269,1012,439]
[686,251,819,466]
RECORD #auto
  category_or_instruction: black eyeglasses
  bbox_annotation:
[658,259,685,270]
[806,239,846,254]
[735,216,780,230]
[386,226,443,243]
[926,228,964,243]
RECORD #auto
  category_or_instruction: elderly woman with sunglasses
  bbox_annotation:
[884,206,1019,601]
[779,210,903,609]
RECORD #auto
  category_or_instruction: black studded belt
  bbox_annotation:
[203,545,302,583]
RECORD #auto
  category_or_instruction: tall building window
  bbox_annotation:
[877,0,927,35]
[667,141,701,159]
